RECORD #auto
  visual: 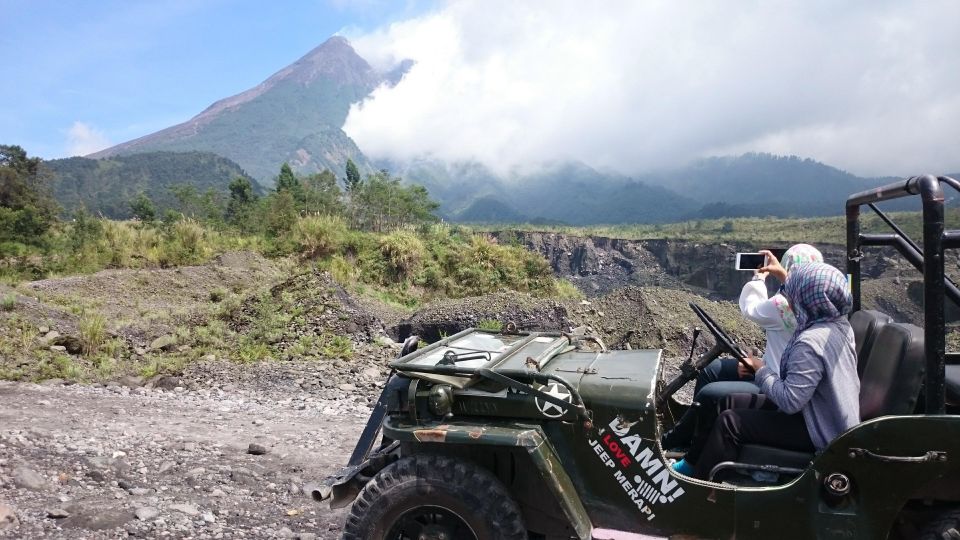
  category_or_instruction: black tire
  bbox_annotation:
[920,508,960,540]
[341,454,527,540]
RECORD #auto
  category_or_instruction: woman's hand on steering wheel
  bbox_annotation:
[739,350,764,377]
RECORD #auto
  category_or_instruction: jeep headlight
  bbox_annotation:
[428,384,454,417]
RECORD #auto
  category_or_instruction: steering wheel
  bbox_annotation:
[655,302,754,406]
[688,302,753,371]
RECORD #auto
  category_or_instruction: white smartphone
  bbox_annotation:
[735,252,768,271]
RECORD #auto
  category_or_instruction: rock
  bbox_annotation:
[298,534,317,540]
[201,511,216,523]
[277,527,295,539]
[47,508,70,519]
[158,461,175,474]
[169,503,199,517]
[13,466,47,490]
[230,467,259,486]
[134,507,159,521]
[375,336,398,348]
[51,335,83,354]
[247,443,269,455]
[180,441,198,452]
[129,488,151,496]
[0,504,18,530]
[117,375,144,388]
[149,335,177,352]
[50,345,68,353]
[338,383,357,392]
[361,367,381,379]
[153,376,181,391]
[118,479,135,490]
[38,325,50,334]
[41,330,59,342]
[186,467,206,478]
[60,508,132,530]
[86,470,107,482]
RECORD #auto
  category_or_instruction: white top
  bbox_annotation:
[739,279,797,375]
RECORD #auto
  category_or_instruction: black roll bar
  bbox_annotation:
[846,175,956,414]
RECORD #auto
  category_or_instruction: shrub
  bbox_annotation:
[321,333,353,359]
[1,293,15,311]
[476,319,503,332]
[101,220,136,268]
[209,287,227,303]
[295,214,347,259]
[79,311,107,355]
[237,339,271,363]
[159,219,210,266]
[553,278,585,299]
[379,230,426,280]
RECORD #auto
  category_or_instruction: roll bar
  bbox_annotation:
[846,175,958,414]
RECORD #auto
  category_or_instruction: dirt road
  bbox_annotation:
[0,379,368,539]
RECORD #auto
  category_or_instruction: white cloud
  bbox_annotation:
[66,121,111,156]
[344,0,960,177]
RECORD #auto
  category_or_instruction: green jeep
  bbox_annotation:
[316,175,960,539]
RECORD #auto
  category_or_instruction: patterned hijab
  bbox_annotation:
[783,262,852,333]
[781,243,824,272]
[768,244,823,333]
[777,263,853,373]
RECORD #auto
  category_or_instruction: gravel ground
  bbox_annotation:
[0,377,375,539]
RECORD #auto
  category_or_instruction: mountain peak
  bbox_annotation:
[89,35,382,178]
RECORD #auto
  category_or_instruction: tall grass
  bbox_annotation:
[295,214,347,259]
[79,311,107,355]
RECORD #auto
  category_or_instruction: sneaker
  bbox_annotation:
[671,458,695,476]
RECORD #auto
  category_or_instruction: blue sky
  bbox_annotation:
[3,1,958,176]
[0,0,432,159]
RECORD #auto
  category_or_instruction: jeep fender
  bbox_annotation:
[384,422,593,540]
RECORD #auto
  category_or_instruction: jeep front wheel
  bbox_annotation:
[341,454,527,540]
[919,508,960,540]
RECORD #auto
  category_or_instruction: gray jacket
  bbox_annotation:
[754,319,860,450]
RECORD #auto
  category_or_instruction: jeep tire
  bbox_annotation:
[920,508,960,540]
[341,454,527,540]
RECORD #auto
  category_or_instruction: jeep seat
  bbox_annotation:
[946,365,960,406]
[849,310,893,376]
[734,322,925,475]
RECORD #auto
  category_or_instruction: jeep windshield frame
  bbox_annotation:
[846,174,960,414]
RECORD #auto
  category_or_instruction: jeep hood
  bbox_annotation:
[542,349,661,412]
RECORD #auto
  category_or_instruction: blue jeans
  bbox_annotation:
[661,358,759,452]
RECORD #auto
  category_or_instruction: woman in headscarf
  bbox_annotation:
[663,244,823,472]
[690,262,860,480]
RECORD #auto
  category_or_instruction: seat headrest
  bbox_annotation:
[859,323,925,421]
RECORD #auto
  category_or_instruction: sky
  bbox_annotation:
[0,0,432,158]
[3,1,960,178]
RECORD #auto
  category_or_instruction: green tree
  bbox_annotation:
[302,169,342,215]
[353,170,439,232]
[129,193,156,222]
[265,191,298,237]
[226,176,259,231]
[344,159,362,193]
[0,145,59,251]
[276,163,300,193]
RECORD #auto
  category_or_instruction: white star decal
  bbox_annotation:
[535,382,572,418]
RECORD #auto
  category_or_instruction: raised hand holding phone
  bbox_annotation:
[758,249,788,283]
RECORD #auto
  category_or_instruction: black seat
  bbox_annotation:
[859,323,925,420]
[946,365,960,406]
[734,322,924,478]
[849,310,894,376]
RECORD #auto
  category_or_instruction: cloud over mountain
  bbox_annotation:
[344,0,960,177]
